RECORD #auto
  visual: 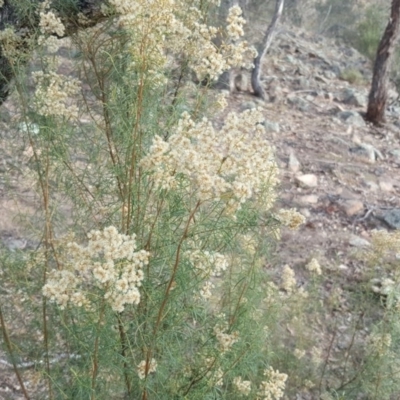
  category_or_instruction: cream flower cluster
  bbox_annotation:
[204,358,224,387]
[39,0,65,37]
[0,28,21,62]
[277,208,305,230]
[187,250,229,277]
[137,358,157,379]
[226,5,246,40]
[32,70,80,118]
[257,367,287,400]
[43,226,149,312]
[37,2,64,53]
[140,109,278,213]
[213,323,239,353]
[368,332,392,356]
[108,0,256,82]
[281,265,296,293]
[39,11,65,36]
[233,376,252,396]
[305,258,322,275]
[369,229,400,258]
[32,71,80,119]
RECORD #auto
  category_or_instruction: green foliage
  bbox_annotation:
[339,68,365,85]
[353,5,386,61]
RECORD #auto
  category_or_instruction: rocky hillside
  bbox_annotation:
[230,26,400,270]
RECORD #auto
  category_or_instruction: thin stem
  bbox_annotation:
[340,311,364,387]
[153,200,201,336]
[90,300,107,400]
[126,71,145,233]
[0,304,30,400]
[117,314,132,396]
[318,315,338,394]
[42,148,54,400]
[85,41,124,200]
[141,201,201,400]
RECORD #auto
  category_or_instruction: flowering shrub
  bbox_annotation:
[0,1,306,399]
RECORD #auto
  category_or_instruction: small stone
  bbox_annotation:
[3,237,27,251]
[349,142,383,163]
[379,179,393,192]
[323,70,337,80]
[380,209,400,229]
[349,235,370,247]
[298,194,319,204]
[287,94,309,111]
[288,151,301,173]
[389,149,400,160]
[341,88,367,107]
[340,199,364,216]
[240,101,257,111]
[18,122,40,135]
[299,208,311,218]
[338,111,366,127]
[286,55,297,64]
[363,180,378,191]
[295,174,318,188]
[263,120,280,133]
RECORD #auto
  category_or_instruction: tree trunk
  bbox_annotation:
[212,0,235,90]
[366,0,400,124]
[0,0,104,105]
[251,0,284,100]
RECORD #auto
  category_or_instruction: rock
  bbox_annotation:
[363,180,378,191]
[18,122,40,135]
[298,194,319,204]
[389,149,400,160]
[295,174,318,188]
[234,73,249,92]
[380,209,400,229]
[340,199,364,216]
[263,120,280,133]
[288,151,301,173]
[286,55,297,64]
[349,235,370,247]
[2,236,27,251]
[323,69,337,80]
[349,143,383,163]
[300,208,311,218]
[287,94,309,111]
[379,179,393,192]
[337,111,366,127]
[330,64,341,77]
[240,101,257,111]
[341,88,367,107]
[294,77,312,89]
[387,105,400,116]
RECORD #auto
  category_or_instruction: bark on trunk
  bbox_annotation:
[366,0,400,124]
[251,0,284,100]
[212,0,235,90]
[0,0,104,104]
